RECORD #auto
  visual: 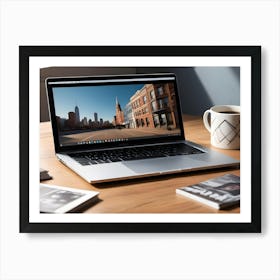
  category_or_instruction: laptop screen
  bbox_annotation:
[47,74,185,151]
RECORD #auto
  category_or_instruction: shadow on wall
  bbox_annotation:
[40,66,240,122]
[136,67,240,115]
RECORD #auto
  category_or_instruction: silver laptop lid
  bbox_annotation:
[46,73,186,153]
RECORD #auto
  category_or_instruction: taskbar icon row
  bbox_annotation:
[77,138,129,145]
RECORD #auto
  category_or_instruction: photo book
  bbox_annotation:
[176,174,240,209]
[40,184,99,213]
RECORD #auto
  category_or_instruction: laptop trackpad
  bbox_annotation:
[123,156,201,174]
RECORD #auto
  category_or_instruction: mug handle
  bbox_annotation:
[203,110,211,132]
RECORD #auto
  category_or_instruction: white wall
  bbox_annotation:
[0,1,279,280]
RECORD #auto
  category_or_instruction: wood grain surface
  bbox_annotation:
[40,115,240,213]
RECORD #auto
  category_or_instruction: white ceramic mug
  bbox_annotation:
[203,105,240,149]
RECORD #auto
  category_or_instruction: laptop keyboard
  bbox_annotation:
[70,143,204,166]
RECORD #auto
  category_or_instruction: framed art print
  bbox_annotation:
[19,46,261,233]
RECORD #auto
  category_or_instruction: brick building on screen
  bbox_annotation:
[127,83,178,130]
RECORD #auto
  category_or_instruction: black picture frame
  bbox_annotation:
[19,46,261,233]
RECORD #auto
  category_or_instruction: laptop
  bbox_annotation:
[46,73,239,183]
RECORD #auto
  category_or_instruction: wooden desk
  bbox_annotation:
[40,115,240,213]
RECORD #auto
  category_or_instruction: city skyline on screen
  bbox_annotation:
[53,84,145,123]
